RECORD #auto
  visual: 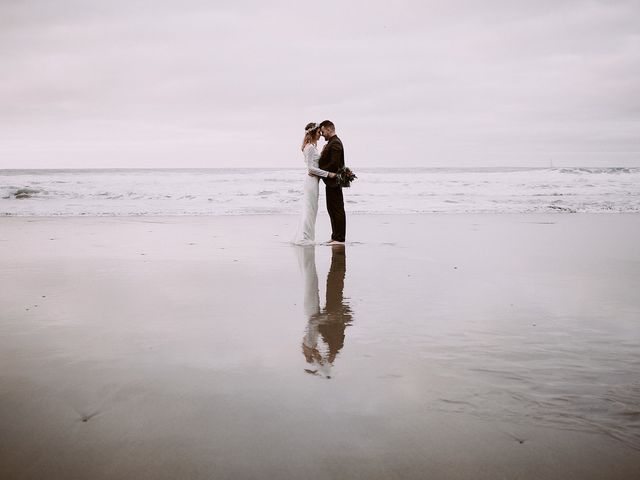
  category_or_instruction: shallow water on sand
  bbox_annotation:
[1,215,639,479]
[296,237,640,451]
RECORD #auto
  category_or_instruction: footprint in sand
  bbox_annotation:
[80,412,100,423]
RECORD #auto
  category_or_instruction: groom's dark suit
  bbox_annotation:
[319,246,352,363]
[318,135,346,242]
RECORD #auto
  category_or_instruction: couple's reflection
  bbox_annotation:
[296,245,353,379]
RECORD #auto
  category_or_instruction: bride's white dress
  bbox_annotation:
[292,144,329,245]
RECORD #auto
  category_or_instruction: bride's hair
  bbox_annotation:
[301,122,319,151]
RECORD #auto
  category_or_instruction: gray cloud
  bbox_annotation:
[0,0,638,168]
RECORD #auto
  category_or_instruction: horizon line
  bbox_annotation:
[1,165,639,171]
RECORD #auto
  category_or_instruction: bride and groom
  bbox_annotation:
[292,120,346,246]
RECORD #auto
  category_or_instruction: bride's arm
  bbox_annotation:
[308,165,333,177]
[306,147,335,177]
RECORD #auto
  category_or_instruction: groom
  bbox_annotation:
[318,120,346,244]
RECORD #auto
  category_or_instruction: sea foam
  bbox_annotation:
[1,167,639,216]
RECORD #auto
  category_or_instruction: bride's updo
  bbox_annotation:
[301,122,320,151]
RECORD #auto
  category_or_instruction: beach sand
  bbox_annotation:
[1,214,639,479]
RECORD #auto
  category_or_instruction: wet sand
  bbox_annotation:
[1,214,639,479]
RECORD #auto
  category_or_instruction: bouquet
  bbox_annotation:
[336,166,357,188]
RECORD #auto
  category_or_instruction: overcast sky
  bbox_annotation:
[1,0,638,168]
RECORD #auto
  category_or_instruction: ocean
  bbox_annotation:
[1,167,639,216]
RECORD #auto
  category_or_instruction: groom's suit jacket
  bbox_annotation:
[318,135,344,188]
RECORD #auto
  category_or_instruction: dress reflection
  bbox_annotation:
[296,245,353,379]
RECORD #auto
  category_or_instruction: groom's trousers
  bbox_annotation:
[326,186,346,242]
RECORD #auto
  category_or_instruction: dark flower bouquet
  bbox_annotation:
[336,166,357,188]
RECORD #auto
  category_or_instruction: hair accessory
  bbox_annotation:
[305,123,319,134]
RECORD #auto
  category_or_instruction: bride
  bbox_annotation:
[292,122,336,245]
